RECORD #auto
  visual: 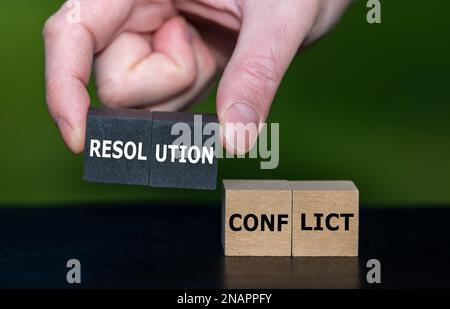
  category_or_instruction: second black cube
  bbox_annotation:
[149,111,219,190]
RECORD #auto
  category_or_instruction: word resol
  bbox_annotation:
[90,140,147,160]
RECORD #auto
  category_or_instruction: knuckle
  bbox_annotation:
[43,15,59,39]
[97,78,127,108]
[170,62,197,90]
[234,53,280,98]
[179,70,197,89]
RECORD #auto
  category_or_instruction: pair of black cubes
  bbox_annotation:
[83,107,219,190]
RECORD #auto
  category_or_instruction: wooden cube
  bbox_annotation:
[222,180,291,256]
[291,181,359,256]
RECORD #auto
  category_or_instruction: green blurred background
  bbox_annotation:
[0,1,449,206]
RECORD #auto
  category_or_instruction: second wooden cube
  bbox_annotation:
[291,181,359,257]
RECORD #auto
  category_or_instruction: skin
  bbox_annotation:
[43,0,351,154]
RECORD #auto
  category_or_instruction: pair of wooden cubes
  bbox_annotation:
[222,180,359,256]
[83,107,219,190]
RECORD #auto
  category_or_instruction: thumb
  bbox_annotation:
[217,0,318,154]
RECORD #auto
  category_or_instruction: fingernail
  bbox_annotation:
[223,103,260,154]
[56,117,84,154]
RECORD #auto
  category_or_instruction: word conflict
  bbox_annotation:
[222,180,359,256]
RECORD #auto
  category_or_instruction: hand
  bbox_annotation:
[44,0,350,154]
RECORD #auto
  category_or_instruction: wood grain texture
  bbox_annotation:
[291,181,359,257]
[222,180,292,256]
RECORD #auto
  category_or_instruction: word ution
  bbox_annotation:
[155,144,214,165]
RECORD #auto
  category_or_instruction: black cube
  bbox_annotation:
[83,107,153,185]
[149,111,219,190]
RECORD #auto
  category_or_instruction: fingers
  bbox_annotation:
[303,0,352,45]
[143,26,218,112]
[44,0,135,153]
[95,16,198,108]
[217,0,319,154]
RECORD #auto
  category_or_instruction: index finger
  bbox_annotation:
[43,0,134,153]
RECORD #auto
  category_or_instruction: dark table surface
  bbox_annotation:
[0,203,449,288]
